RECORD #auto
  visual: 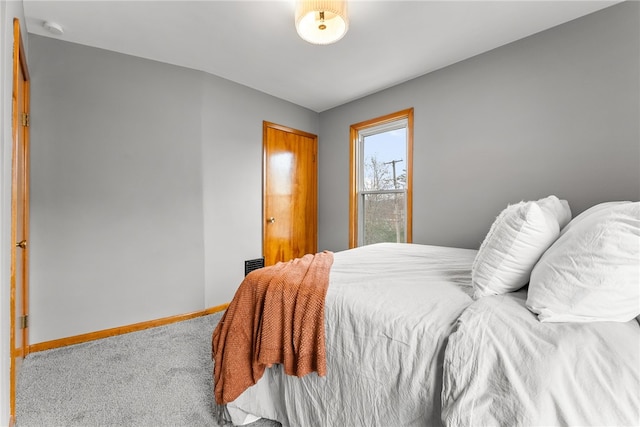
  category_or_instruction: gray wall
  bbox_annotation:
[318,2,640,252]
[201,74,319,307]
[28,36,318,343]
[28,37,205,343]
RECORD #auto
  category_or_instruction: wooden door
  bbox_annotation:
[10,18,30,421]
[263,122,317,266]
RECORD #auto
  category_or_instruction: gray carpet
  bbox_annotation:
[16,312,281,427]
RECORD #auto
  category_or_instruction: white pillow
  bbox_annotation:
[558,201,627,237]
[526,202,640,323]
[472,199,560,299]
[537,195,572,230]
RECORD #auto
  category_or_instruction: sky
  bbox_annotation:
[363,128,407,189]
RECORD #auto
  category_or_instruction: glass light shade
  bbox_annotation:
[295,0,349,45]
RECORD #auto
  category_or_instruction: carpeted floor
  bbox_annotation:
[15,312,281,427]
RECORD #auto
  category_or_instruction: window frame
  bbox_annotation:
[349,108,414,248]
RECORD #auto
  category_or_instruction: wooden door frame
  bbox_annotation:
[262,121,318,263]
[10,17,30,422]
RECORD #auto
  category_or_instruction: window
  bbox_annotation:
[350,108,413,248]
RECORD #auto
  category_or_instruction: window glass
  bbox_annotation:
[363,129,406,191]
[350,109,413,248]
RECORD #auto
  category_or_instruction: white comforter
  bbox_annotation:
[228,243,477,427]
[441,290,640,426]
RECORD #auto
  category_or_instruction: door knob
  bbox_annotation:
[16,240,27,249]
[267,217,276,224]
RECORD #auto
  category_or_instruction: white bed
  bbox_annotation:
[227,242,477,426]
[216,198,640,426]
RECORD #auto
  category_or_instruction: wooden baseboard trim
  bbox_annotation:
[28,303,229,354]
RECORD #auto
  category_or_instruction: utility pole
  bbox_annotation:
[383,159,403,189]
[383,159,403,242]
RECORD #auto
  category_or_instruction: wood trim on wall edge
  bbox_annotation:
[28,303,229,354]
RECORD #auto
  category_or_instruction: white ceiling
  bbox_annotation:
[23,0,620,112]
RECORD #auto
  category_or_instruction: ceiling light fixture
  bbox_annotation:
[295,0,349,45]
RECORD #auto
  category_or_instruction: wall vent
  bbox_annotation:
[245,257,265,276]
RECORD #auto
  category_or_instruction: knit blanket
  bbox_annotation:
[212,251,334,406]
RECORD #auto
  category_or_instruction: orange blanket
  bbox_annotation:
[212,251,334,405]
